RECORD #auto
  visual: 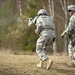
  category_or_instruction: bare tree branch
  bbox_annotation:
[17,0,23,26]
[27,0,30,10]
[40,0,46,9]
[60,0,65,13]
[52,0,54,18]
[48,0,53,18]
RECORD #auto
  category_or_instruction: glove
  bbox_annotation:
[28,18,33,21]
[61,33,64,38]
[53,37,56,42]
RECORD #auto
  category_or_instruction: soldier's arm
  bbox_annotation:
[28,18,33,26]
[28,16,38,26]
[61,22,71,37]
[61,17,75,37]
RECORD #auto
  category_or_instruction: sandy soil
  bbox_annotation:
[0,54,75,75]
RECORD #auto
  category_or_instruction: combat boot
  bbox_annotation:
[36,60,43,68]
[71,59,75,66]
[69,59,75,67]
[46,59,53,70]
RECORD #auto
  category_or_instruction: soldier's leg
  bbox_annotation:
[72,38,75,59]
[45,39,53,70]
[36,36,48,61]
[68,43,73,58]
[68,42,75,66]
[36,36,53,69]
[70,46,75,66]
[36,36,48,68]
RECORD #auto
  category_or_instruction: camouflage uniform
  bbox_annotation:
[28,9,55,70]
[61,13,75,59]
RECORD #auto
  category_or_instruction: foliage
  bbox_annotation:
[29,1,37,9]
[0,0,75,54]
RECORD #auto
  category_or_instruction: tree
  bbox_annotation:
[60,0,68,54]
[48,0,57,54]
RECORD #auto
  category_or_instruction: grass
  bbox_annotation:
[0,53,75,75]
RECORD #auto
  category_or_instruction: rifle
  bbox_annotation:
[23,18,33,22]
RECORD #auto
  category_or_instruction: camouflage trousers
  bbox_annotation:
[68,39,75,59]
[36,35,53,61]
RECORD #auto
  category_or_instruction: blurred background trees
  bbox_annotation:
[0,0,75,54]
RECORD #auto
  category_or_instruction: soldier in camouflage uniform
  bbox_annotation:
[28,9,55,70]
[61,5,75,66]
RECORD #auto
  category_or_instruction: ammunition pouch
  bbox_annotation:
[53,37,56,42]
[72,38,75,46]
[68,34,72,39]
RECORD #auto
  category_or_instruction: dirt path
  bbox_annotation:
[0,54,75,75]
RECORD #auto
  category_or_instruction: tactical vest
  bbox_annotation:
[36,15,54,30]
[69,13,75,38]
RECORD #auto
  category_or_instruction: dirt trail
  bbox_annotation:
[0,54,75,75]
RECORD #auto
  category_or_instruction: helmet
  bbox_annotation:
[68,5,75,11]
[37,9,47,15]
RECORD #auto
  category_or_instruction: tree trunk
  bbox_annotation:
[27,0,30,10]
[17,0,23,26]
[60,0,68,54]
[48,0,57,54]
[40,0,46,9]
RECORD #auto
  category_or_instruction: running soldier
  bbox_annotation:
[61,5,75,66]
[28,9,56,70]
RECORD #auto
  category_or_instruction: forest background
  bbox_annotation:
[0,0,75,54]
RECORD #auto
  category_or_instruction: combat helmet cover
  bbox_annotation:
[68,5,75,11]
[37,9,48,15]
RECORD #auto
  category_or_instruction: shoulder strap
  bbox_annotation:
[35,16,39,24]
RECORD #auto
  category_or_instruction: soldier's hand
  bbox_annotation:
[28,18,33,21]
[61,34,64,38]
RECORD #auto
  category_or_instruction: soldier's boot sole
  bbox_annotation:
[46,60,53,70]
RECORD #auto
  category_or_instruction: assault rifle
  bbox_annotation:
[23,18,33,22]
